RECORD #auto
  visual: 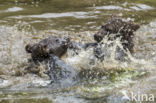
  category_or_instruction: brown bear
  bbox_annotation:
[25,35,98,63]
[25,36,70,62]
[94,18,140,53]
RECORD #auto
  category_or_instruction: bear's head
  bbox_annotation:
[25,36,70,62]
[94,18,140,42]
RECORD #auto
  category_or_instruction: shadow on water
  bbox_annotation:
[0,0,156,103]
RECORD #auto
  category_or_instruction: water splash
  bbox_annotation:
[0,20,155,102]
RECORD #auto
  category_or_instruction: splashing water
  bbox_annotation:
[0,20,155,102]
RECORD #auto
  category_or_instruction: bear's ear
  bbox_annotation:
[132,24,140,31]
[25,44,32,53]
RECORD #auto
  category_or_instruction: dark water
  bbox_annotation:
[0,0,156,103]
[0,0,155,31]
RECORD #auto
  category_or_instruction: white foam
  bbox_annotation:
[94,5,123,10]
[6,7,23,12]
[136,4,153,10]
[9,12,96,19]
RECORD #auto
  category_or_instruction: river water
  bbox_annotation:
[0,0,156,103]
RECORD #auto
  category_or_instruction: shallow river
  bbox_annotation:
[0,0,156,103]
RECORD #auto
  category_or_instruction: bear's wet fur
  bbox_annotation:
[25,17,140,83]
[26,18,140,63]
[94,18,140,53]
[25,36,70,62]
[25,36,98,63]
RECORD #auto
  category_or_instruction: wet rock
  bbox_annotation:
[94,18,140,53]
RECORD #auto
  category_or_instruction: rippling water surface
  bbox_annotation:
[0,0,156,103]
